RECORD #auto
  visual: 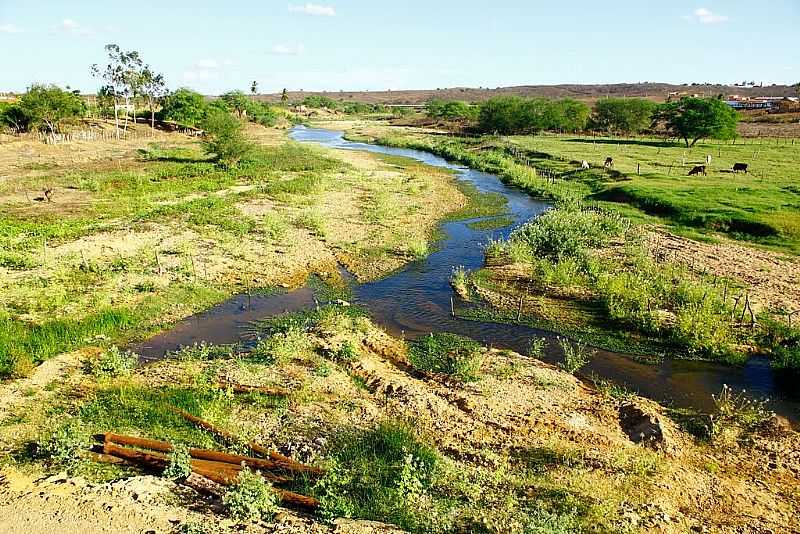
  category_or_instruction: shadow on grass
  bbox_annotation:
[562,138,678,148]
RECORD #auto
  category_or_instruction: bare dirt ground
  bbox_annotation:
[0,317,797,533]
[647,229,800,314]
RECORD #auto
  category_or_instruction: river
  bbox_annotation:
[133,126,799,423]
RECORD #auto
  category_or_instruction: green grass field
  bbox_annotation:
[356,126,800,254]
[514,134,800,252]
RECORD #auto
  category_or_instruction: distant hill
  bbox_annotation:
[257,83,798,105]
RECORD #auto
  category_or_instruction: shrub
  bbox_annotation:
[85,346,138,378]
[558,338,592,374]
[709,385,773,440]
[510,206,625,263]
[201,110,252,167]
[163,443,193,481]
[159,88,208,126]
[37,418,90,466]
[591,98,656,135]
[17,84,86,133]
[529,337,547,359]
[408,333,484,381]
[760,318,800,371]
[316,420,442,530]
[223,468,278,521]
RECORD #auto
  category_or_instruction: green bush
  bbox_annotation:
[408,333,484,381]
[510,205,626,262]
[159,88,208,126]
[201,110,252,166]
[85,346,138,378]
[760,318,800,371]
[37,418,90,466]
[478,96,590,134]
[223,468,278,521]
[163,443,193,481]
[316,420,443,531]
[590,98,656,135]
[16,84,86,133]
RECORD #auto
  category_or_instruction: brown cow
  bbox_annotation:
[688,165,707,176]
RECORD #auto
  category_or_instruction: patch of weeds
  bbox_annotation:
[175,522,212,534]
[450,266,468,294]
[249,327,313,365]
[294,211,327,237]
[223,467,278,522]
[84,346,138,378]
[163,443,193,481]
[529,337,547,359]
[408,333,484,381]
[334,340,360,362]
[313,361,332,377]
[0,252,36,270]
[710,384,773,436]
[350,374,369,391]
[558,338,593,374]
[314,420,446,532]
[590,375,634,401]
[133,281,157,293]
[403,238,430,260]
[466,216,516,231]
[36,418,90,467]
[170,342,236,361]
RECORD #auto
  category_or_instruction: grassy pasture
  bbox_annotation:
[351,125,800,254]
[516,134,800,251]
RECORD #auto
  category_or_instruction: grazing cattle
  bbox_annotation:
[733,162,749,174]
[604,157,614,169]
[580,160,590,170]
[688,165,706,176]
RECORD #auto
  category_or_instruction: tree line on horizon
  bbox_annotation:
[0,42,745,149]
[427,95,740,147]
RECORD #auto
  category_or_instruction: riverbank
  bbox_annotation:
[1,308,798,533]
[328,120,800,371]
[0,123,472,378]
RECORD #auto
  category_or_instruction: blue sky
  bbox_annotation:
[1,1,798,94]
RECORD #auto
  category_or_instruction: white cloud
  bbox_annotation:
[195,59,221,69]
[0,23,22,34]
[271,44,305,56]
[54,18,93,37]
[685,7,728,24]
[288,3,336,16]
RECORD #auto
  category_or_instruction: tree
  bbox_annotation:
[201,109,252,166]
[138,66,167,130]
[548,98,590,132]
[280,88,289,104]
[17,84,85,134]
[91,44,144,137]
[592,98,656,135]
[653,97,738,147]
[0,102,28,132]
[426,100,478,121]
[159,88,207,126]
[221,90,250,118]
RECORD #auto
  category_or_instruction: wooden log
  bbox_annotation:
[101,433,307,478]
[166,408,324,475]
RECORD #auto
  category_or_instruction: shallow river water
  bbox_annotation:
[133,127,799,423]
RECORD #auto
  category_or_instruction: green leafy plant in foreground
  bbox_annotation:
[163,443,193,481]
[223,468,278,521]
